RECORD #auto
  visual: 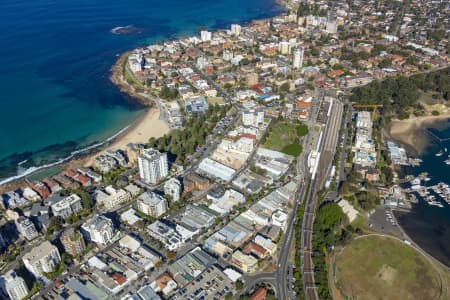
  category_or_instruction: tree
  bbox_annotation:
[280,82,290,92]
[46,216,64,236]
[75,189,93,211]
[236,280,244,290]
[378,58,392,68]
[355,191,379,210]
[297,3,311,17]
[159,86,178,100]
[381,166,394,184]
[166,251,177,260]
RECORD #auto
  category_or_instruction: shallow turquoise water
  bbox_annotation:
[0,0,284,180]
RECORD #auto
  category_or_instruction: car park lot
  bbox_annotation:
[367,207,402,236]
[170,265,234,300]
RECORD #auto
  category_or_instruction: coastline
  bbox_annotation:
[0,106,169,192]
[84,106,169,166]
[82,52,171,166]
[389,112,450,155]
[110,51,157,106]
[389,113,450,269]
[0,1,287,188]
[0,53,170,189]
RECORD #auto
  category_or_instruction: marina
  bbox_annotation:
[403,178,450,208]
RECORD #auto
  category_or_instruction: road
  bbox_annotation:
[276,180,305,300]
[232,89,325,300]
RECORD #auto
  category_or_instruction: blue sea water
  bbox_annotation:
[0,0,284,181]
[394,120,450,267]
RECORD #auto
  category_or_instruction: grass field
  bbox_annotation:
[263,121,308,156]
[335,236,441,300]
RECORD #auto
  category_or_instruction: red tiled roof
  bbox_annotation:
[240,133,257,142]
[112,273,127,285]
[249,287,267,300]
[243,242,267,258]
[65,169,77,178]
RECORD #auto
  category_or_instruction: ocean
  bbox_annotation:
[394,119,450,267]
[0,0,284,182]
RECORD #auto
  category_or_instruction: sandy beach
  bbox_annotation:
[85,107,169,166]
[389,113,450,154]
[83,52,171,166]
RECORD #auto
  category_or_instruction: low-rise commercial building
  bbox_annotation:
[231,250,258,273]
[147,221,182,251]
[198,158,236,181]
[150,273,177,296]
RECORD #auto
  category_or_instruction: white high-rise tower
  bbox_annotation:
[293,47,304,69]
[138,149,169,184]
[200,30,212,42]
[231,24,241,36]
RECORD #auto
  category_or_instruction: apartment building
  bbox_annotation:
[138,149,169,184]
[22,241,61,279]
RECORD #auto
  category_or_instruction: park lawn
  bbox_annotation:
[263,121,308,155]
[335,236,441,300]
[281,144,303,156]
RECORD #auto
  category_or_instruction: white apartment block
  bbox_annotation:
[196,56,209,69]
[137,192,168,217]
[22,241,61,279]
[293,47,304,69]
[231,24,241,36]
[81,214,114,245]
[16,216,39,241]
[95,186,131,210]
[128,53,142,73]
[138,148,169,184]
[51,194,83,219]
[0,271,29,300]
[223,50,233,61]
[200,30,212,42]
[278,41,291,55]
[164,178,181,202]
[242,108,264,127]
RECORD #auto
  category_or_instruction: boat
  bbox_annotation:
[409,194,418,203]
[428,201,444,208]
[436,150,444,157]
[445,159,450,165]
